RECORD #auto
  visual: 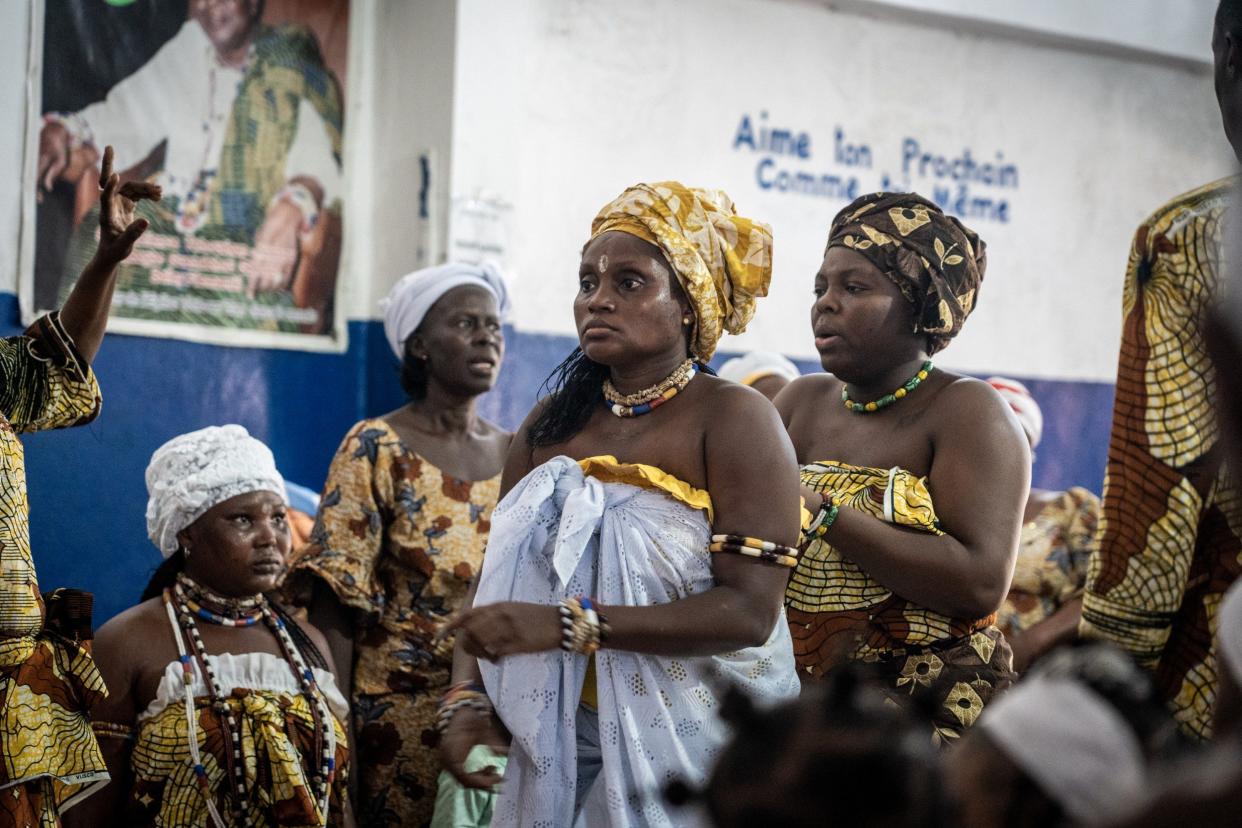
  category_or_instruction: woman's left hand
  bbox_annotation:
[441,602,562,660]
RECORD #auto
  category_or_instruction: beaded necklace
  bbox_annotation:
[603,359,698,417]
[164,576,337,827]
[841,360,934,414]
[176,573,264,627]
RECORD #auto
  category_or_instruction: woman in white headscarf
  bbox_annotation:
[69,426,352,828]
[284,262,512,827]
[986,378,1101,673]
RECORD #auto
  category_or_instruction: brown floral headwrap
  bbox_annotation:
[827,192,986,354]
[591,181,773,361]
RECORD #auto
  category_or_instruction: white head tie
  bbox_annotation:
[979,674,1145,825]
[145,425,287,558]
[718,351,801,387]
[380,261,511,360]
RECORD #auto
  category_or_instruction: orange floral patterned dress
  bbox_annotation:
[285,419,499,828]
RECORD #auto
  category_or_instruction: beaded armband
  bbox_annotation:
[709,534,800,567]
[559,597,610,654]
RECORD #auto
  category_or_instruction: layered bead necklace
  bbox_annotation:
[603,358,698,417]
[164,573,336,828]
[841,360,934,413]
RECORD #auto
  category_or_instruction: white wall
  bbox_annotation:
[0,2,33,294]
[451,0,1229,382]
[837,0,1216,65]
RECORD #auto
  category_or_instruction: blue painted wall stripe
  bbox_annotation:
[1,294,1111,626]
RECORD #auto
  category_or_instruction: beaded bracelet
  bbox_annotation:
[708,541,799,568]
[435,688,493,734]
[803,496,840,540]
[559,597,609,654]
[91,720,136,741]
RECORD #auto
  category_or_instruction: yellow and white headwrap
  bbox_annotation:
[590,181,773,361]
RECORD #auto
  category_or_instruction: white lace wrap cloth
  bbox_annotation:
[475,456,800,827]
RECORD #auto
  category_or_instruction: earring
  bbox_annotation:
[683,315,693,325]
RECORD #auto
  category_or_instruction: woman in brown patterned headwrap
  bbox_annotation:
[774,192,1031,745]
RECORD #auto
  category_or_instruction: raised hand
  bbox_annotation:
[94,145,162,267]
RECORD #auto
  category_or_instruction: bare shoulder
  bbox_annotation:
[929,373,1012,416]
[772,372,837,426]
[94,597,169,671]
[927,373,1026,441]
[96,596,166,643]
[479,417,514,442]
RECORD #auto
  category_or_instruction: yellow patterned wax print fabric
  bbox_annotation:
[997,488,1100,637]
[0,313,101,636]
[127,689,350,826]
[1081,177,1242,742]
[590,182,773,361]
[0,636,109,826]
[285,418,500,827]
[785,462,1013,745]
[0,312,107,824]
[785,461,999,668]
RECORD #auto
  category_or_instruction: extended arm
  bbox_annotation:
[58,147,161,362]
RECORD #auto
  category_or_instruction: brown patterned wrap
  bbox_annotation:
[1081,177,1242,742]
[826,192,986,354]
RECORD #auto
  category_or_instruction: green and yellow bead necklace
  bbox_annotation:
[841,360,934,413]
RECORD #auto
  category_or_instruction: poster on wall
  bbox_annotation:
[22,0,350,349]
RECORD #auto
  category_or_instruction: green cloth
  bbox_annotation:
[430,746,508,828]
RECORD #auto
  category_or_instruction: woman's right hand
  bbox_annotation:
[438,706,510,789]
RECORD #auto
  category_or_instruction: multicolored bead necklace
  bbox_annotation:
[176,572,264,627]
[165,575,337,827]
[841,360,934,413]
[603,359,697,417]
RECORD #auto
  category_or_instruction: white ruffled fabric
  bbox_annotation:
[145,425,287,557]
[475,456,800,828]
[140,651,349,723]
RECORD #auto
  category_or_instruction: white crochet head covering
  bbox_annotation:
[979,674,1146,825]
[379,261,511,360]
[986,376,1044,449]
[718,351,801,387]
[145,425,287,558]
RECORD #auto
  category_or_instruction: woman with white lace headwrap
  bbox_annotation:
[283,261,513,827]
[71,426,353,828]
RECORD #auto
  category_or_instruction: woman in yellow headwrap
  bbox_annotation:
[435,182,801,827]
[776,192,1030,745]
